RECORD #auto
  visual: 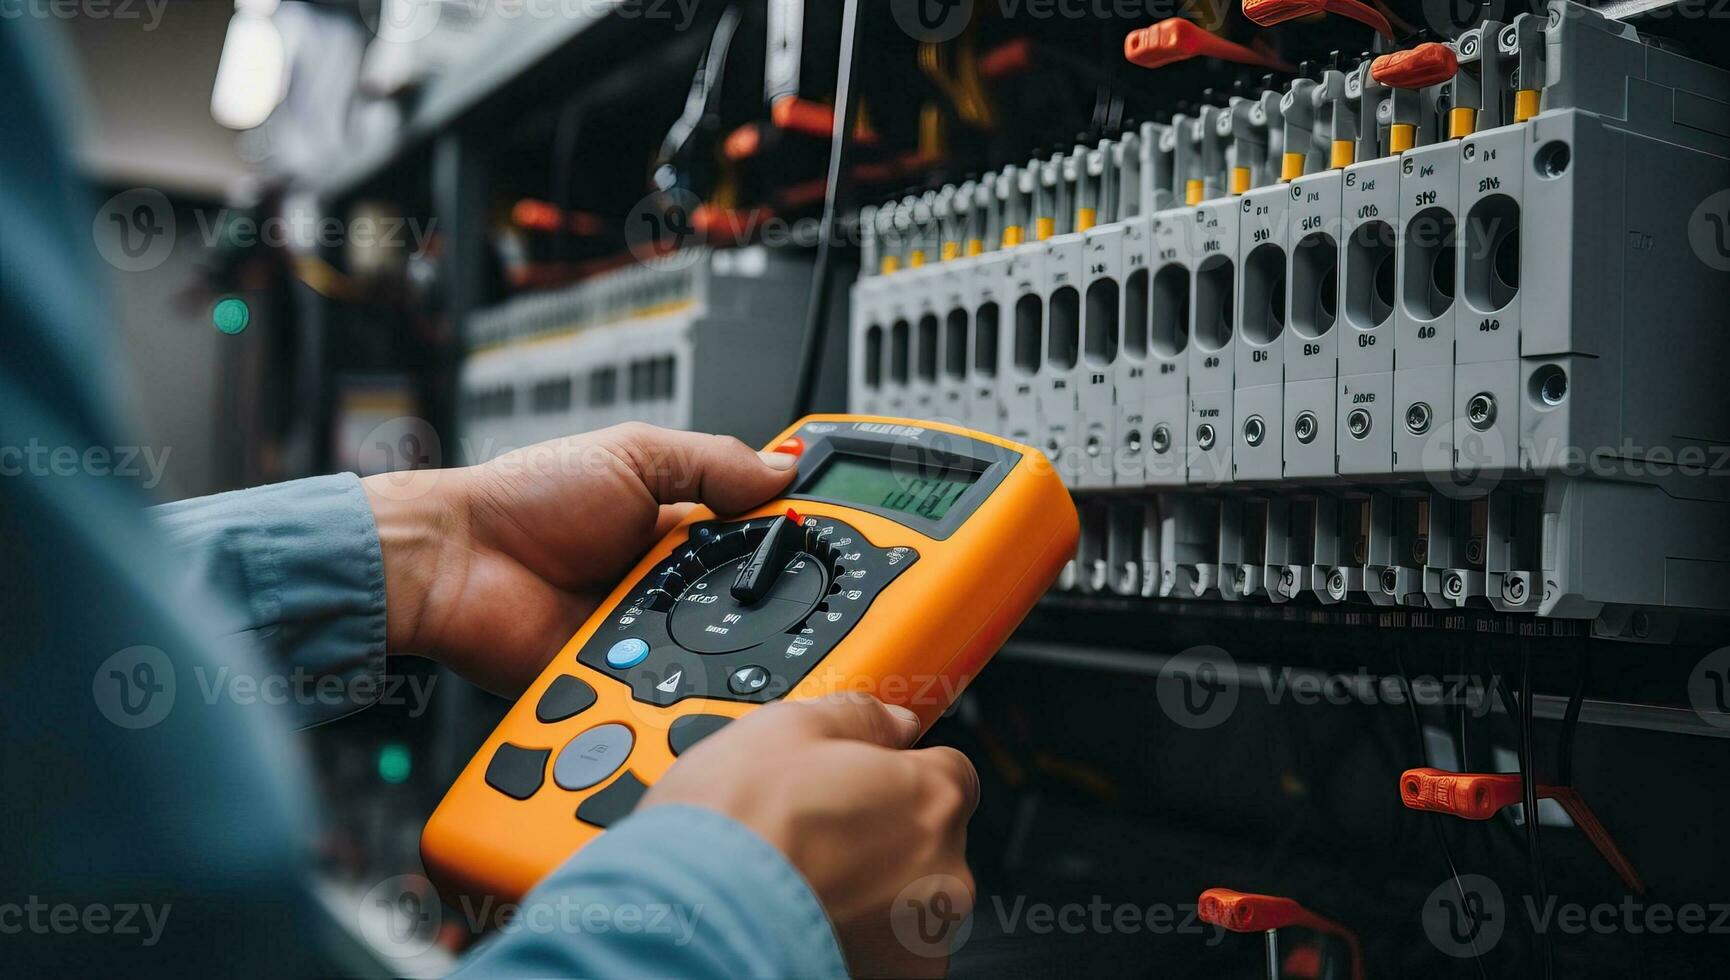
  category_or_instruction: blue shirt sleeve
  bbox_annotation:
[151,473,390,730]
[452,804,849,980]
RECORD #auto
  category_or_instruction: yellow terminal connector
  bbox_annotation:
[1075,207,1097,232]
[1448,106,1476,139]
[1389,123,1416,153]
[1002,225,1025,248]
[1330,140,1355,169]
[941,241,961,262]
[1034,216,1055,241]
[1280,152,1305,182]
[1514,89,1539,122]
[880,255,901,275]
[966,239,984,257]
[1230,167,1251,195]
[1185,178,1204,205]
[908,250,926,269]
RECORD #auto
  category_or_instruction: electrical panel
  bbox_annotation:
[458,246,817,461]
[849,2,1730,635]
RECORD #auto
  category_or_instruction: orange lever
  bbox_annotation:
[768,96,878,145]
[1198,888,1365,980]
[1371,43,1459,89]
[1400,768,1646,894]
[1242,0,1393,39]
[1124,18,1291,71]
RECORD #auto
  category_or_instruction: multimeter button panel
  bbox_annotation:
[552,723,634,790]
[575,771,649,828]
[576,516,919,706]
[535,674,598,723]
[484,743,551,800]
[668,714,733,756]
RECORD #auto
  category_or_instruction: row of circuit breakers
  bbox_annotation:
[848,3,1730,630]
[458,246,816,463]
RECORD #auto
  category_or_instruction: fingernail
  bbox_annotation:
[884,703,920,728]
[758,450,798,470]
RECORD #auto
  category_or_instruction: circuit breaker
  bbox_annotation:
[848,2,1730,632]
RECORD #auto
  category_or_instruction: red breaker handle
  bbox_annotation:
[1400,768,1646,894]
[1371,42,1459,89]
[1124,18,1292,72]
[1198,888,1365,980]
[1242,0,1394,40]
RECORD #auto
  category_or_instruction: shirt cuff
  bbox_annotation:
[152,473,389,729]
[454,804,849,979]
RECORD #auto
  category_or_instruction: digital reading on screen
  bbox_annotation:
[806,455,977,521]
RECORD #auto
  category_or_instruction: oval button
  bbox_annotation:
[553,723,634,791]
[607,638,650,669]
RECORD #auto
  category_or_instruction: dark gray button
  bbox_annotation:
[485,743,549,800]
[668,714,734,756]
[536,675,598,723]
[576,771,649,828]
[553,723,633,790]
[728,666,770,695]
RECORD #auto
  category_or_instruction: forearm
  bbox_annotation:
[151,473,389,728]
[451,805,848,979]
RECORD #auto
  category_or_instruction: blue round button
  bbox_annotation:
[606,638,650,669]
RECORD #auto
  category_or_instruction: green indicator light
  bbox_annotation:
[213,297,250,335]
[377,743,412,785]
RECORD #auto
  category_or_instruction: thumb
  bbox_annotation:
[610,424,798,514]
[781,692,923,748]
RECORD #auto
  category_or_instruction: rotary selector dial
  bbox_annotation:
[666,512,850,655]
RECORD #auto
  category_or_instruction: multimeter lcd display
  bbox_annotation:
[805,455,978,521]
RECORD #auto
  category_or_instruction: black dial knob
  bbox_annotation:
[669,551,829,654]
[732,513,805,603]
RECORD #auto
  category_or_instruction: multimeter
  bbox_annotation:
[422,415,1078,902]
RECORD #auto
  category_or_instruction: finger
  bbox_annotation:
[780,692,922,749]
[609,424,798,514]
[653,502,696,539]
[908,745,981,817]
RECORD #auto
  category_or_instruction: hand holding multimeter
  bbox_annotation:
[422,416,1077,906]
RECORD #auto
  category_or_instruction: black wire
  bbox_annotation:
[790,0,863,422]
[1395,652,1491,980]
[551,97,585,263]
[1558,654,1586,787]
[1456,650,1471,772]
[1519,648,1555,980]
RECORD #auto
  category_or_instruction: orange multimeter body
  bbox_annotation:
[422,415,1078,903]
